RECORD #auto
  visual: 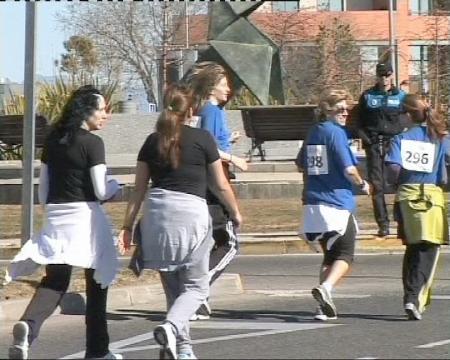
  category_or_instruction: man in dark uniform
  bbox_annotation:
[357,63,407,237]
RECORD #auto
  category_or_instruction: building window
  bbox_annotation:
[360,45,390,75]
[409,45,430,93]
[318,0,345,11]
[272,1,300,12]
[410,0,431,15]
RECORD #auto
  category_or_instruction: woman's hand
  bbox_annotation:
[230,131,241,143]
[231,155,248,171]
[117,229,132,255]
[231,211,243,229]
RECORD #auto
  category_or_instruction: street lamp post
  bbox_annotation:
[21,2,37,245]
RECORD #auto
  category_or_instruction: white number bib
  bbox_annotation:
[400,140,435,173]
[307,145,329,175]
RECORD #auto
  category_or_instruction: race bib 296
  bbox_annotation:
[400,140,435,173]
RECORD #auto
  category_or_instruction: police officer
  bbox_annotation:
[357,63,407,237]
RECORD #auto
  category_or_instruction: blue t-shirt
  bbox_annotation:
[296,120,358,212]
[385,125,447,185]
[199,101,231,152]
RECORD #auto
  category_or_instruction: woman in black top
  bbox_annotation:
[7,86,122,360]
[119,84,242,360]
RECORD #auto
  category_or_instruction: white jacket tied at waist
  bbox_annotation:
[6,201,119,288]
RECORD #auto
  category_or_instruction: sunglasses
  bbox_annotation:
[377,72,393,78]
[335,107,349,113]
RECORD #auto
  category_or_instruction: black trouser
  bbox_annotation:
[402,242,440,312]
[206,161,238,285]
[20,264,109,358]
[208,203,238,284]
[365,142,389,229]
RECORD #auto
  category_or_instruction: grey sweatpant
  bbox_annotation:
[159,252,210,354]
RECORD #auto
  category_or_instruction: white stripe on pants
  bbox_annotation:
[159,253,210,354]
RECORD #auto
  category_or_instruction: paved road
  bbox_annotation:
[0,253,449,359]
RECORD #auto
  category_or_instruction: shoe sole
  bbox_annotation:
[154,327,176,360]
[190,314,210,321]
[314,315,337,321]
[312,288,337,318]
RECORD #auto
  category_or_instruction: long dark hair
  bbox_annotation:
[180,61,230,113]
[156,84,193,168]
[403,94,448,140]
[52,85,103,144]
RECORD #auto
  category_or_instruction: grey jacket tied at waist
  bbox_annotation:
[131,188,214,273]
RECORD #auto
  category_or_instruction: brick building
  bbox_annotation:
[175,0,449,104]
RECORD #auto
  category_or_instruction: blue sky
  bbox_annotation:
[0,2,70,83]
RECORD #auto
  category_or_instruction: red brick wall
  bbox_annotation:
[182,1,449,85]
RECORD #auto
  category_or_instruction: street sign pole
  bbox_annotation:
[21,2,37,245]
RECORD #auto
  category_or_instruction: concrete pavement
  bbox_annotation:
[0,253,448,359]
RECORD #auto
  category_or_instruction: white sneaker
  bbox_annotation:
[8,321,30,359]
[96,352,123,359]
[314,306,337,321]
[178,353,198,360]
[154,323,177,359]
[405,303,422,320]
[312,285,337,318]
[190,301,211,321]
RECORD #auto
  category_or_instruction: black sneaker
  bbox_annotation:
[377,227,390,237]
[8,321,29,359]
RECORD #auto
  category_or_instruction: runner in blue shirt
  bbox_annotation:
[296,89,370,321]
[180,62,247,321]
[385,94,448,320]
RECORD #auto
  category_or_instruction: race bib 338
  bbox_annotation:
[307,145,329,175]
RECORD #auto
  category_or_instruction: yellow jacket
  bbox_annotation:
[396,184,449,245]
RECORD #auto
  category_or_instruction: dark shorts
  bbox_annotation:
[305,215,356,265]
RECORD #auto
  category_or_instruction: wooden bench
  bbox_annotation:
[239,104,360,161]
[0,115,50,160]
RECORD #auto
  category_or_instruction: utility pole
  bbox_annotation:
[162,2,169,91]
[21,2,37,245]
[185,0,189,49]
[388,0,399,86]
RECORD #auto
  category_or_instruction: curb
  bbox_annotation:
[238,236,409,255]
[0,273,243,323]
[0,233,435,260]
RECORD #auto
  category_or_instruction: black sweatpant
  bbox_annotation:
[365,142,389,229]
[206,161,238,285]
[20,264,109,358]
[402,242,440,312]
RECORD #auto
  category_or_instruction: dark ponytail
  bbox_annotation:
[156,84,193,168]
[425,107,447,141]
[403,94,447,140]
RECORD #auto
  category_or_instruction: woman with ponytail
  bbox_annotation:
[118,84,242,360]
[385,94,449,320]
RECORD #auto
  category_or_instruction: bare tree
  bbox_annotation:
[252,10,317,104]
[426,3,450,109]
[60,35,99,85]
[58,2,206,105]
[314,17,362,100]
